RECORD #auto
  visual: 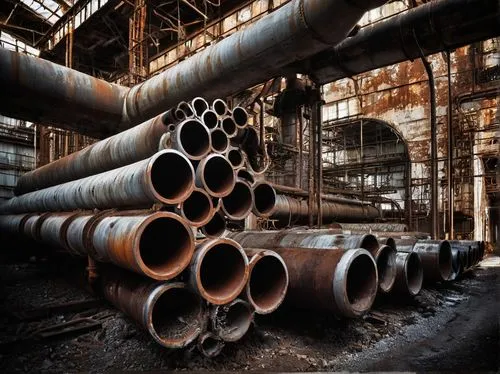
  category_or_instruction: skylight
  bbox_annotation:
[19,0,65,25]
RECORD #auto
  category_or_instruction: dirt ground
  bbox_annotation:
[0,248,498,373]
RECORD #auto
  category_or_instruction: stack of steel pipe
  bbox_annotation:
[0,97,284,357]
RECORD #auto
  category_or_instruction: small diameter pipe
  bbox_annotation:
[210,128,230,154]
[201,109,219,130]
[195,154,236,198]
[392,252,423,296]
[200,211,226,239]
[210,298,254,342]
[212,99,228,116]
[237,169,255,185]
[226,147,245,169]
[101,270,204,349]
[179,188,214,227]
[232,106,249,129]
[197,332,225,358]
[252,182,277,218]
[220,116,238,138]
[244,249,289,314]
[221,179,254,220]
[191,97,209,117]
[372,244,397,294]
[189,238,249,305]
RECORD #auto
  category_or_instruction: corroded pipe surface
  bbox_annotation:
[179,188,214,228]
[14,113,170,196]
[197,332,225,358]
[0,150,195,213]
[221,179,254,221]
[252,182,277,218]
[210,298,254,342]
[449,240,483,268]
[450,248,464,280]
[191,97,209,117]
[200,211,226,239]
[0,214,31,236]
[195,154,235,198]
[101,269,204,349]
[189,238,249,305]
[244,249,289,314]
[392,252,423,296]
[267,247,378,317]
[373,244,397,294]
[334,223,409,232]
[226,147,245,169]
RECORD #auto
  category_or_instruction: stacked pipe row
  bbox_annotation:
[0,97,286,357]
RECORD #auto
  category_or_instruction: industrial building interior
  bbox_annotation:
[0,0,498,371]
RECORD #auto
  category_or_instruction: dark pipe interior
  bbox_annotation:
[346,254,377,311]
[438,242,453,280]
[202,213,226,237]
[178,102,194,117]
[219,301,252,340]
[222,117,237,136]
[222,182,252,218]
[406,252,423,295]
[199,334,223,357]
[232,107,248,127]
[376,246,396,292]
[192,98,209,117]
[211,129,229,153]
[249,255,287,311]
[360,234,379,254]
[182,190,212,225]
[151,287,201,342]
[202,110,218,129]
[227,149,243,168]
[200,243,246,300]
[179,120,210,158]
[253,183,276,216]
[203,156,234,196]
[213,99,227,116]
[151,152,193,201]
[237,169,255,184]
[140,217,192,275]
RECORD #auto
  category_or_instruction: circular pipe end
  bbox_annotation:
[197,154,236,198]
[232,106,248,128]
[148,150,195,205]
[176,119,211,160]
[252,182,277,218]
[198,332,224,358]
[246,250,288,315]
[375,245,397,294]
[180,188,214,227]
[201,109,219,130]
[192,97,209,117]
[145,283,204,349]
[404,252,423,296]
[193,239,249,305]
[438,241,453,281]
[136,212,195,280]
[221,180,254,220]
[211,128,229,154]
[201,212,226,238]
[333,248,378,318]
[211,299,253,342]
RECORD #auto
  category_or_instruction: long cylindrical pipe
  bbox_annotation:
[392,252,423,296]
[0,150,195,213]
[244,249,289,315]
[395,239,453,283]
[100,269,204,349]
[373,245,397,294]
[270,195,380,224]
[0,0,387,135]
[210,299,254,342]
[14,113,171,196]
[304,0,500,84]
[189,238,249,305]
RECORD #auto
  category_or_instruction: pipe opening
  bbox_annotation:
[237,169,255,185]
[202,213,226,238]
[438,242,453,280]
[406,252,423,295]
[212,99,227,116]
[232,107,248,127]
[150,152,193,204]
[346,254,377,312]
[202,110,218,130]
[182,190,212,226]
[222,117,237,137]
[376,245,396,293]
[360,234,379,253]
[179,120,210,159]
[202,156,235,197]
[213,300,253,342]
[174,109,187,121]
[227,149,243,168]
[253,183,276,216]
[167,124,176,132]
[211,129,229,153]
[178,102,194,117]
[192,98,209,117]
[199,242,246,302]
[198,333,224,358]
[222,181,253,219]
[139,217,193,278]
[467,248,473,268]
[151,286,202,347]
[249,255,287,313]
[385,237,396,251]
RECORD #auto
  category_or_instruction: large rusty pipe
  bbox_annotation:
[210,298,254,342]
[244,249,289,315]
[260,247,377,317]
[178,188,214,228]
[38,212,82,253]
[226,147,245,170]
[270,195,380,224]
[237,169,255,185]
[232,107,249,129]
[220,116,238,138]
[252,182,277,218]
[210,128,230,154]
[392,252,423,297]
[303,0,500,85]
[191,97,210,118]
[450,249,464,280]
[0,150,195,213]
[395,239,453,283]
[14,113,171,196]
[221,179,254,221]
[100,269,204,349]
[200,211,226,239]
[449,240,483,268]
[162,119,211,161]
[195,154,236,198]
[189,238,249,305]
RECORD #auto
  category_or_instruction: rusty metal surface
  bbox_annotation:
[14,114,170,196]
[392,251,423,296]
[195,154,236,198]
[244,249,289,315]
[200,211,226,239]
[0,150,195,213]
[336,223,409,233]
[101,268,204,349]
[251,182,276,218]
[188,238,249,305]
[305,0,500,84]
[210,298,254,342]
